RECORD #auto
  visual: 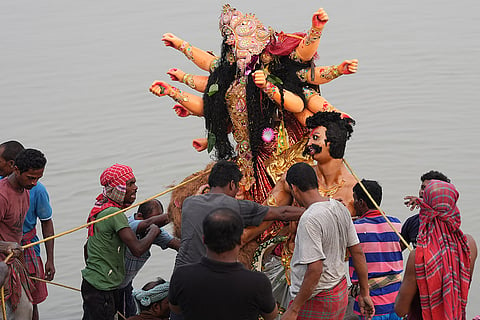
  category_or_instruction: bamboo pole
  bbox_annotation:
[29,277,80,292]
[1,252,14,320]
[343,158,413,252]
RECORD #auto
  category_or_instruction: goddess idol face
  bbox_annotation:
[219,4,272,73]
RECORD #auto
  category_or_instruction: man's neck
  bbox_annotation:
[206,248,239,263]
[315,158,345,187]
[7,175,23,192]
[209,187,233,197]
[303,190,329,209]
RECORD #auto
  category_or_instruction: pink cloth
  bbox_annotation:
[0,178,30,245]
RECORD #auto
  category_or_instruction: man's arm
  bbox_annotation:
[118,225,160,257]
[262,305,279,320]
[394,249,417,317]
[40,219,55,280]
[169,303,182,315]
[167,238,181,251]
[263,206,304,221]
[135,214,169,235]
[281,260,323,320]
[349,243,375,319]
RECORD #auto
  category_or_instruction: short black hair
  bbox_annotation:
[306,111,355,159]
[286,162,318,192]
[0,141,25,161]
[207,160,243,188]
[353,179,382,209]
[138,199,163,219]
[420,170,450,183]
[15,149,46,173]
[203,208,243,254]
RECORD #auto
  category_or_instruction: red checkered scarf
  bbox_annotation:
[415,180,471,320]
[87,164,134,237]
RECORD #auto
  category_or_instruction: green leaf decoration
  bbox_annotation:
[207,83,219,96]
[266,74,283,86]
[207,132,216,153]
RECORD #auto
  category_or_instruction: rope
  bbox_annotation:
[29,277,80,292]
[343,158,413,252]
[21,168,210,251]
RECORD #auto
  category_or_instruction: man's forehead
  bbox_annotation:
[310,126,327,134]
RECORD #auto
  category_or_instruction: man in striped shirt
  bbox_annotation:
[349,180,403,320]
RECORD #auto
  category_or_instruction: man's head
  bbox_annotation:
[353,179,382,217]
[13,149,47,190]
[207,160,243,197]
[99,164,137,207]
[286,162,318,207]
[133,278,170,317]
[304,111,355,161]
[0,141,25,177]
[419,170,450,198]
[137,199,164,220]
[203,208,243,254]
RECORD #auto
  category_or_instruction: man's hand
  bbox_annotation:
[358,294,375,320]
[44,260,55,281]
[192,138,208,152]
[404,196,421,211]
[162,33,183,49]
[280,308,298,320]
[146,224,161,237]
[0,241,22,258]
[312,8,329,30]
[338,59,359,75]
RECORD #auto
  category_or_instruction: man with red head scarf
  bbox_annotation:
[395,180,478,320]
[81,164,161,320]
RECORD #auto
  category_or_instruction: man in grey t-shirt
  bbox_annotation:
[282,163,374,320]
[174,160,305,270]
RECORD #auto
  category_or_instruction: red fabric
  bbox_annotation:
[265,32,305,57]
[21,228,48,304]
[415,180,471,320]
[87,164,134,236]
[4,257,34,310]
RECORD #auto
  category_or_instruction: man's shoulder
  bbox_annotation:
[404,214,419,225]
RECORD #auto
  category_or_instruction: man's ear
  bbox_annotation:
[7,160,14,170]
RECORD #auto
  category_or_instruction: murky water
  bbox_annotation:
[1,0,479,318]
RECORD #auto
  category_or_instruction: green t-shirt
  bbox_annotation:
[81,206,130,291]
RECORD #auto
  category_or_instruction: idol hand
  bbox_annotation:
[173,104,191,117]
[149,81,171,97]
[167,68,185,82]
[339,59,359,74]
[252,70,267,89]
[312,8,329,30]
[162,33,183,49]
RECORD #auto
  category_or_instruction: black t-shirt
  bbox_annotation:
[169,257,276,320]
[400,214,420,248]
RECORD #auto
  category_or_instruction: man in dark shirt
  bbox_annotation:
[169,208,278,320]
[401,170,450,250]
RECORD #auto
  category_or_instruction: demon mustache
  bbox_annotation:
[302,144,322,157]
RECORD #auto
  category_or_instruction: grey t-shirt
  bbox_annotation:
[290,199,359,298]
[174,193,269,269]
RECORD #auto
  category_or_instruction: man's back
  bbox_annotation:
[290,199,359,296]
[349,210,403,316]
[175,193,267,268]
[169,257,276,320]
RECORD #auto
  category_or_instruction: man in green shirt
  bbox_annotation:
[81,164,160,320]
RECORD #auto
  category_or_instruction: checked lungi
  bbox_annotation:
[21,228,48,304]
[294,276,348,320]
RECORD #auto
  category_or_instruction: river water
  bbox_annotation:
[1,0,479,318]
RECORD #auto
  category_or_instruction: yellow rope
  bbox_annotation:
[29,277,80,292]
[21,168,211,251]
[1,252,14,320]
[343,158,413,252]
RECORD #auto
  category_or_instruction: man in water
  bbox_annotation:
[81,164,160,320]
[0,140,55,320]
[169,208,278,320]
[395,180,477,319]
[282,162,374,320]
[350,180,403,319]
[117,199,180,318]
[0,148,47,319]
[128,278,171,320]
